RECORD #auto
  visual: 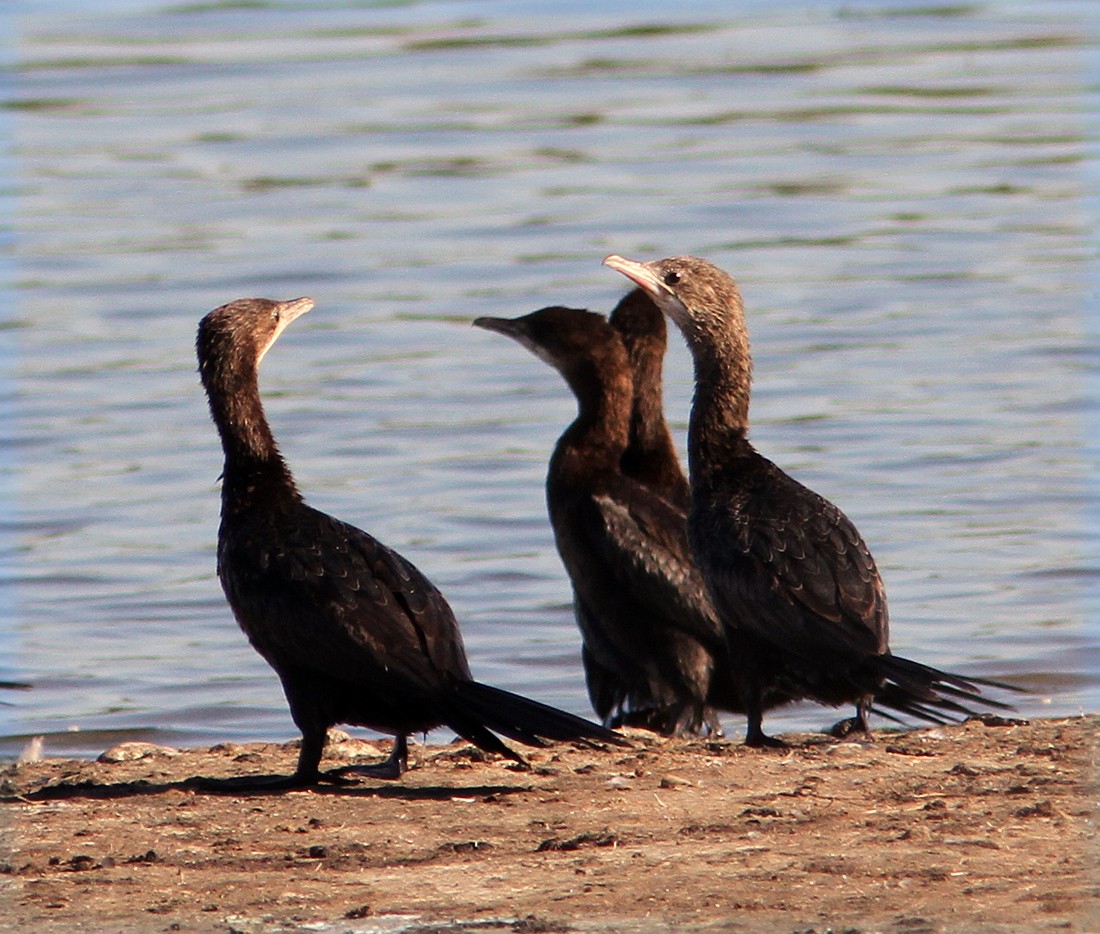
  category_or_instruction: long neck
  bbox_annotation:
[629,345,671,455]
[203,358,298,504]
[686,328,755,483]
[550,367,632,481]
[624,345,688,491]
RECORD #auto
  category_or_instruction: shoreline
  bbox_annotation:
[2,715,1095,933]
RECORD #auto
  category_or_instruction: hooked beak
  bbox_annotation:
[604,254,692,331]
[260,296,314,365]
[474,315,557,371]
[472,315,525,340]
[277,296,315,326]
[602,255,672,301]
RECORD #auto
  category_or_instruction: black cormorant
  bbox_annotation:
[197,296,625,787]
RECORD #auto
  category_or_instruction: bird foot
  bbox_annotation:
[744,731,788,749]
[827,716,872,739]
[702,715,725,740]
[326,737,409,782]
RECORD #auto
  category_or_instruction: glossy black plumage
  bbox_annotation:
[604,254,1016,746]
[474,306,727,736]
[198,297,624,788]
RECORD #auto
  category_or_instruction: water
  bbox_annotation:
[1,0,1096,760]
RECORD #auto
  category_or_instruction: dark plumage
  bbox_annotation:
[608,288,691,512]
[604,255,1017,746]
[197,297,624,788]
[474,306,726,736]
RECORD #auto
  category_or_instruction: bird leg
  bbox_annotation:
[328,733,409,781]
[828,696,874,739]
[190,724,356,792]
[738,660,788,748]
[743,682,787,749]
[743,718,788,749]
[701,709,725,739]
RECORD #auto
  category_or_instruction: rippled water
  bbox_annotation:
[1,0,1096,760]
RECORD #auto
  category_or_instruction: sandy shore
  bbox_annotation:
[1,715,1095,933]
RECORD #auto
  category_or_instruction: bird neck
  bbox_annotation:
[204,364,299,505]
[552,372,632,478]
[686,336,754,481]
[628,348,670,452]
[624,357,684,483]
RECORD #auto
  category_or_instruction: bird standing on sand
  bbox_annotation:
[604,255,1015,746]
[197,296,624,788]
[474,306,727,736]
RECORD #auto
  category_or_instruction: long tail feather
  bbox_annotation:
[449,680,629,752]
[438,707,529,764]
[869,654,1020,724]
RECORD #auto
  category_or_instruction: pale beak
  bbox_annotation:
[260,297,314,364]
[277,296,315,326]
[602,255,673,300]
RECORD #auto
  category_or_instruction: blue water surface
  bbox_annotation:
[1,0,1096,759]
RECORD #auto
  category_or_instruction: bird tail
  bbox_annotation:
[868,654,1022,724]
[445,680,629,762]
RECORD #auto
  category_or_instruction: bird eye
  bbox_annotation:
[663,271,681,286]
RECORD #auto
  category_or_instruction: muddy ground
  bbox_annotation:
[0,715,1095,933]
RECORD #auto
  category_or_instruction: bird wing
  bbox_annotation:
[701,459,888,663]
[219,501,472,689]
[586,485,724,647]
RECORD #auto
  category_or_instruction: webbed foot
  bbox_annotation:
[327,734,408,781]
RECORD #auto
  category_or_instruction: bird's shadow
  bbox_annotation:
[4,774,534,803]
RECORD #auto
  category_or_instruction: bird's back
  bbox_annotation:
[690,446,889,675]
[218,490,473,693]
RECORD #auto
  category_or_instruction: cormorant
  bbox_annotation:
[474,306,727,736]
[604,255,1016,746]
[197,296,625,788]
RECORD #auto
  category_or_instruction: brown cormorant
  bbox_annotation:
[604,255,1016,746]
[474,306,728,736]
